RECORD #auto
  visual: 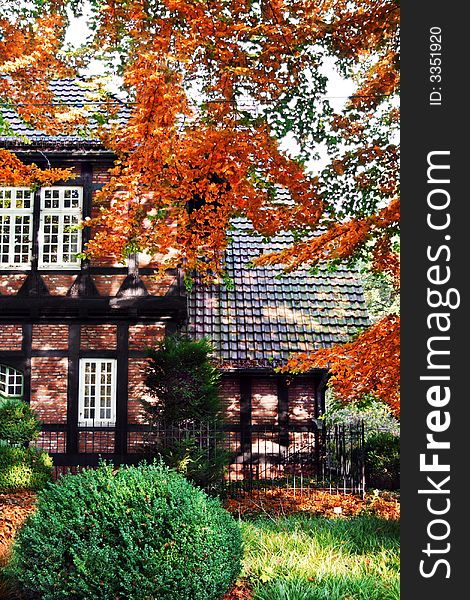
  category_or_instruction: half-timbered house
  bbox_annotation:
[0,80,369,472]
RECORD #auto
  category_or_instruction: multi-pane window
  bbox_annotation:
[38,187,83,268]
[0,188,33,267]
[0,365,24,399]
[78,359,116,426]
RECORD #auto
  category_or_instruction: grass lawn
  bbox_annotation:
[240,514,400,600]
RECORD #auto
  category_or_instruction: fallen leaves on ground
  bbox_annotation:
[222,580,253,600]
[0,492,37,567]
[224,489,400,520]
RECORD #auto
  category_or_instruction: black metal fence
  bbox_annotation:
[37,420,365,496]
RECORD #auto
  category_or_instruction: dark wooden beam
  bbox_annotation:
[220,368,327,378]
[66,324,80,455]
[277,376,289,448]
[21,324,32,403]
[0,267,179,276]
[115,324,129,455]
[239,376,252,476]
[315,371,329,419]
[0,296,187,322]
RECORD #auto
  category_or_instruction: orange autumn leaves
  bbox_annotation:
[0,149,73,188]
[283,315,400,417]
[0,11,83,135]
[80,0,399,279]
[0,0,400,414]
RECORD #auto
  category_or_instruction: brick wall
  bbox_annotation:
[140,275,176,296]
[33,432,66,454]
[251,378,278,424]
[0,274,27,295]
[288,378,316,421]
[220,377,240,423]
[79,431,115,453]
[93,275,126,296]
[30,357,68,423]
[92,163,112,185]
[32,325,69,350]
[41,275,76,296]
[0,324,22,350]
[219,375,319,426]
[128,358,152,424]
[80,324,117,350]
[128,323,164,350]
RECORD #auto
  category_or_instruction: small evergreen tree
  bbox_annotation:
[143,335,221,422]
[142,336,226,491]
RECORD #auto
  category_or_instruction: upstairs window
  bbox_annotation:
[38,187,83,268]
[78,359,117,426]
[0,364,24,400]
[0,188,33,267]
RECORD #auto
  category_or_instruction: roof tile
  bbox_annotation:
[188,220,369,368]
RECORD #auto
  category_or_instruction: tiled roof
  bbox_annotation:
[0,78,128,149]
[188,219,370,368]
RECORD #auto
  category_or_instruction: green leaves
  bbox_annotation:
[144,335,221,423]
[11,462,243,599]
[0,398,41,446]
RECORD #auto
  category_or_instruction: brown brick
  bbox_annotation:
[32,431,66,454]
[252,378,277,424]
[140,275,176,297]
[30,357,68,423]
[0,324,23,350]
[89,253,123,268]
[127,431,153,454]
[128,358,152,424]
[128,323,164,351]
[220,378,240,423]
[41,275,76,296]
[80,324,117,350]
[288,378,316,421]
[32,325,69,350]
[0,274,27,295]
[79,430,115,453]
[93,274,126,296]
[92,164,112,184]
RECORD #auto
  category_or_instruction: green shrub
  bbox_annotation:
[0,398,41,445]
[158,434,228,492]
[142,336,227,491]
[0,446,53,492]
[364,432,400,490]
[0,398,52,492]
[11,461,243,600]
[144,335,221,422]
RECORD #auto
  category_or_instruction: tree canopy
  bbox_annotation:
[0,0,400,415]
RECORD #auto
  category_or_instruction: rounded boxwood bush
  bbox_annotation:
[12,461,243,600]
[0,446,53,492]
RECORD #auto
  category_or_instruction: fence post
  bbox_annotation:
[239,377,252,489]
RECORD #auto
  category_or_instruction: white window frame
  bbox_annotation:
[0,364,24,399]
[38,186,83,269]
[0,187,34,268]
[78,359,117,427]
